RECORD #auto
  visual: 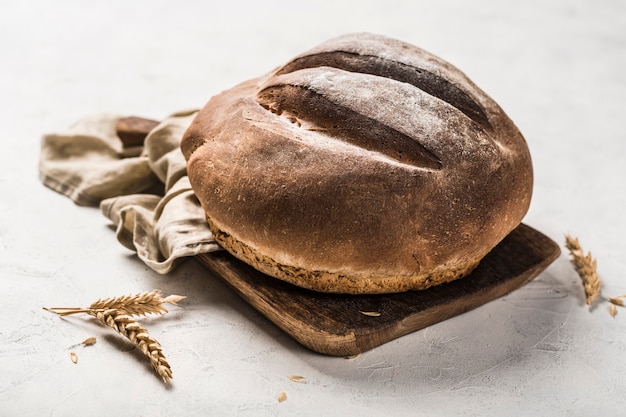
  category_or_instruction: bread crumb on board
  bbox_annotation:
[359,311,381,317]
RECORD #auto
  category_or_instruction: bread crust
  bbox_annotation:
[182,33,533,294]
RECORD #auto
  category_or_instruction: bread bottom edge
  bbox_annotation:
[207,219,480,295]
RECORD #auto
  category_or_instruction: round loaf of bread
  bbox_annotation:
[181,33,533,294]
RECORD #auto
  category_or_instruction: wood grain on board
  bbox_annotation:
[197,223,560,356]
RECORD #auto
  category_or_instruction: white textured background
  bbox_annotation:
[1,1,625,416]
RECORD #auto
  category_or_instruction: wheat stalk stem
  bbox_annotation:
[43,307,94,316]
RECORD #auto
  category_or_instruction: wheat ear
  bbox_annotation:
[565,234,601,305]
[92,308,172,382]
[46,290,185,317]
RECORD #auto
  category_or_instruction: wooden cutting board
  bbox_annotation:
[197,223,559,356]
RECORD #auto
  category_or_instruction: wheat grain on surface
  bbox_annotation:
[565,234,601,305]
[608,295,626,318]
[81,336,97,346]
[288,375,307,383]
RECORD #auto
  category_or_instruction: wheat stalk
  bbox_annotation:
[565,234,601,305]
[44,290,184,383]
[92,308,172,382]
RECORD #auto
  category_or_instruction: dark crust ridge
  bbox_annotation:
[277,50,492,132]
[257,83,443,170]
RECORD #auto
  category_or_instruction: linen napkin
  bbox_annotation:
[39,110,221,273]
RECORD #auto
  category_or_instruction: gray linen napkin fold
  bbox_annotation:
[39,110,221,274]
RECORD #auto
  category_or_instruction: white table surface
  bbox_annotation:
[2,1,625,416]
